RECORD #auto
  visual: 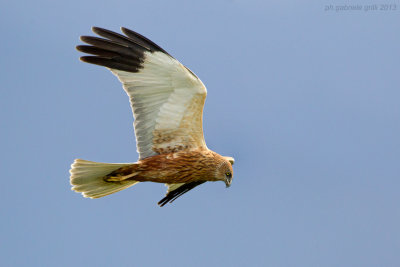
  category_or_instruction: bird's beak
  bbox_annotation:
[225,177,232,188]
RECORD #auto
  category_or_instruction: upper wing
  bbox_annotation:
[77,27,208,159]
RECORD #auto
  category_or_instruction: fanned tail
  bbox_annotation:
[70,159,139,198]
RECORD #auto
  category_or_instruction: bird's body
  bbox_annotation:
[70,27,234,206]
[105,150,231,184]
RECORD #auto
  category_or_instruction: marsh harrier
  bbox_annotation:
[70,27,235,206]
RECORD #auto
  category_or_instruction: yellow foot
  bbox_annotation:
[104,176,125,182]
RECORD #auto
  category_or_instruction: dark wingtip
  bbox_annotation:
[91,26,103,33]
[79,56,95,63]
[77,26,171,73]
[79,36,91,43]
[157,181,205,207]
[76,45,86,53]
[158,199,168,207]
[92,26,114,37]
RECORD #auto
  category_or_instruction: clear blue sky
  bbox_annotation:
[1,1,399,266]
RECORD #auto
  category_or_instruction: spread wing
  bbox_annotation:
[77,27,207,160]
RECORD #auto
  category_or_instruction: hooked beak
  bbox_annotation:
[225,177,232,188]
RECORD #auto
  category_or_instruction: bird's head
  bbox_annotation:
[216,156,234,188]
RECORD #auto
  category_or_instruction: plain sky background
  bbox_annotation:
[1,0,399,266]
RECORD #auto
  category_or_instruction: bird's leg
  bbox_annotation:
[104,176,128,182]
[103,165,139,182]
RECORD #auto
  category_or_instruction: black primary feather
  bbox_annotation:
[77,27,169,73]
[158,181,206,207]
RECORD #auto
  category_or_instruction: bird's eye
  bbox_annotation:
[225,172,231,177]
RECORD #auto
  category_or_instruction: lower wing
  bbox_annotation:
[158,181,206,207]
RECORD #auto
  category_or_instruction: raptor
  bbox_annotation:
[70,27,235,206]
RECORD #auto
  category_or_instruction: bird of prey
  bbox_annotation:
[70,27,234,206]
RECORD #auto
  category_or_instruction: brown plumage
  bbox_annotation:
[70,27,235,206]
[105,150,233,184]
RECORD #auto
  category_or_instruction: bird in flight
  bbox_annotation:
[70,27,235,206]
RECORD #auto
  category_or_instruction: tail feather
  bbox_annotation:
[70,159,139,198]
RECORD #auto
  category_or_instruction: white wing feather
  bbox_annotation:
[165,183,186,193]
[111,51,207,159]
